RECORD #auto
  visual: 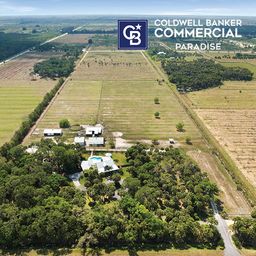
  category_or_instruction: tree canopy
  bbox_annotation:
[0,141,222,250]
[162,59,253,92]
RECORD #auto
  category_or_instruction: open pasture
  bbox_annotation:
[186,81,256,109]
[0,80,55,144]
[0,50,58,145]
[74,51,158,81]
[33,51,202,144]
[36,80,102,129]
[196,109,256,188]
[184,73,256,191]
[0,51,60,80]
[53,33,92,44]
[98,80,201,141]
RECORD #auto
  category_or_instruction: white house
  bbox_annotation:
[87,137,104,146]
[81,154,119,174]
[74,136,85,146]
[44,129,62,136]
[85,125,102,136]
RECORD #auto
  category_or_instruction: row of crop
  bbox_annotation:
[171,86,256,207]
[0,77,65,156]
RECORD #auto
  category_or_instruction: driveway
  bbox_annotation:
[211,201,240,256]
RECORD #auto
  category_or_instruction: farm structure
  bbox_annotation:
[31,51,202,144]
[43,129,62,136]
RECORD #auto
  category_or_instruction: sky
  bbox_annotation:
[0,0,256,16]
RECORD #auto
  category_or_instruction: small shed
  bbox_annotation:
[44,129,62,136]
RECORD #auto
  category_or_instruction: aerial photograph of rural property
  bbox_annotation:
[0,0,256,255]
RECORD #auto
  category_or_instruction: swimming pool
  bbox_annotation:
[89,156,102,162]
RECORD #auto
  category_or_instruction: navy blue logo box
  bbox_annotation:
[118,20,148,50]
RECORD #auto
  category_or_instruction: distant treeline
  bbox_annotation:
[71,29,116,34]
[239,25,256,38]
[34,57,75,79]
[162,59,253,91]
[234,53,256,59]
[61,26,115,34]
[0,32,55,62]
[61,26,75,33]
[148,46,185,59]
[36,43,83,57]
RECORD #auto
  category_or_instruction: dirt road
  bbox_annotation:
[189,150,251,215]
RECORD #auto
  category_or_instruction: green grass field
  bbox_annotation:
[186,81,256,109]
[98,80,200,140]
[0,79,54,145]
[31,51,202,146]
[74,51,158,81]
[37,80,102,127]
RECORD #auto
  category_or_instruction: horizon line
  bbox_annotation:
[1,14,256,17]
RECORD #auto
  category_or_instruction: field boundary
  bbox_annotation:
[23,50,90,144]
[143,51,256,207]
[178,94,256,206]
[96,81,104,123]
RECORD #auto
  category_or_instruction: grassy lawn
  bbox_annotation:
[98,80,201,141]
[0,80,54,145]
[112,152,127,166]
[3,248,225,256]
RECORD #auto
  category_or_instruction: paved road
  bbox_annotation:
[211,201,240,256]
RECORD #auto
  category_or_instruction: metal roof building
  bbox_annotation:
[85,125,102,136]
[43,129,62,136]
[87,137,104,146]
